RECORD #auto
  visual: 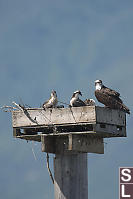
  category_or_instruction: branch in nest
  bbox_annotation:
[12,101,24,111]
[0,105,19,112]
[1,101,28,112]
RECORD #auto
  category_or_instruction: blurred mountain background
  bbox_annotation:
[0,0,133,198]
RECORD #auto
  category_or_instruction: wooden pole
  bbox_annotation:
[54,153,88,199]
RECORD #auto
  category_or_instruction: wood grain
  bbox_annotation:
[12,106,126,128]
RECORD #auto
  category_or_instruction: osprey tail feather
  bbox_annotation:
[121,103,130,114]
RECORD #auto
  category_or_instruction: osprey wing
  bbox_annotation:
[42,100,53,108]
[73,99,86,107]
[42,100,49,106]
[103,86,120,97]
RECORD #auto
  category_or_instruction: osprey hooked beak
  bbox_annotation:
[78,91,82,96]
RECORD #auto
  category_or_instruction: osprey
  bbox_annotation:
[42,90,58,109]
[95,80,130,114]
[70,90,86,107]
[84,98,95,106]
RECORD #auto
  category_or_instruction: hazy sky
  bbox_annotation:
[0,1,133,199]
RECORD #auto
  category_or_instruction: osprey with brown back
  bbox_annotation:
[95,80,130,114]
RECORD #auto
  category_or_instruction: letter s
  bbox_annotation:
[121,169,131,182]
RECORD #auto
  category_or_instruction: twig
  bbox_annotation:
[40,110,53,124]
[69,106,77,123]
[46,153,54,184]
[1,101,28,112]
[12,101,24,111]
[0,105,19,112]
[13,101,38,124]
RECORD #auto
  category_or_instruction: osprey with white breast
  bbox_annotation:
[70,90,86,107]
[95,80,130,114]
[42,90,58,109]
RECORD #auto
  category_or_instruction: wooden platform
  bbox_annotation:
[12,106,126,154]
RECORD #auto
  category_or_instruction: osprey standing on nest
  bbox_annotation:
[95,80,130,114]
[70,90,86,107]
[42,90,58,109]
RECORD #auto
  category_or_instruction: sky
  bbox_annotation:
[0,0,133,199]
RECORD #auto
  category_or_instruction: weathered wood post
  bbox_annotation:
[12,106,126,199]
[54,153,88,199]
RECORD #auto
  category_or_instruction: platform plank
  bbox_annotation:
[12,106,126,128]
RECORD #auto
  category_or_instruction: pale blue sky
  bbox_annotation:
[0,1,133,199]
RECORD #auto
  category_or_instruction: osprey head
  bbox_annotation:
[71,90,82,99]
[73,90,82,96]
[51,90,57,98]
[95,80,103,90]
